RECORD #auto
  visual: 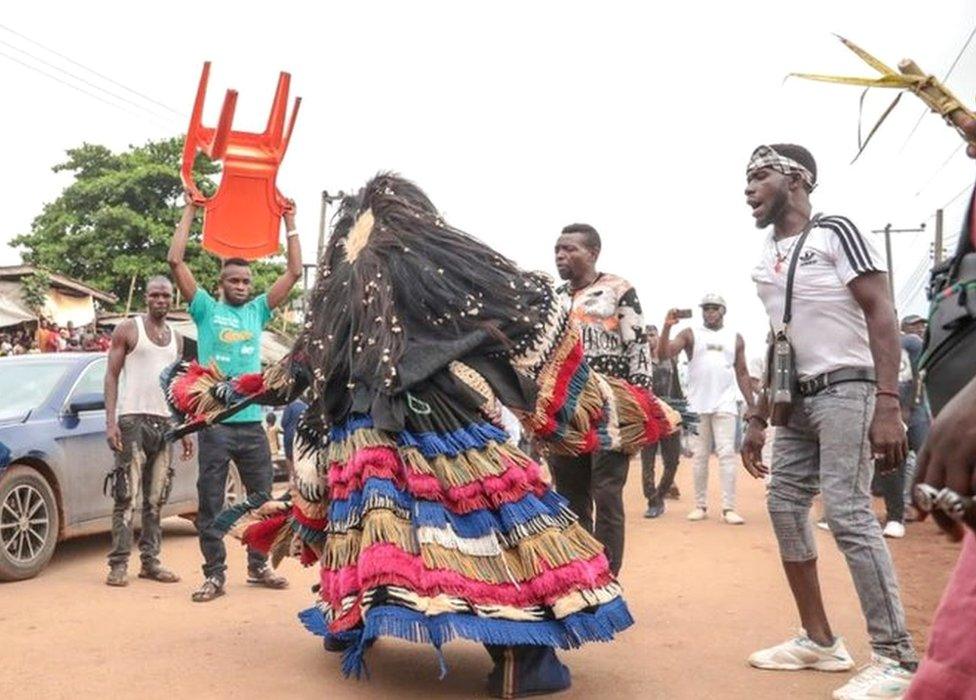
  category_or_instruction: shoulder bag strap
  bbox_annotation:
[782,213,822,327]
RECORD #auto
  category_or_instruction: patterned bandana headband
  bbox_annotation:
[746,145,816,190]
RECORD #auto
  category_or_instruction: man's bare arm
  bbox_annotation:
[733,333,755,413]
[659,309,693,360]
[167,200,199,303]
[267,201,302,310]
[849,271,907,471]
[104,321,135,452]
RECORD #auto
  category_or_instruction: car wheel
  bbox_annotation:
[0,465,60,581]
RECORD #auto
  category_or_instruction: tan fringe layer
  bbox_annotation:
[325,427,398,464]
[323,510,603,584]
[398,442,531,487]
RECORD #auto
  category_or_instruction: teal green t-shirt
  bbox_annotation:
[189,290,271,423]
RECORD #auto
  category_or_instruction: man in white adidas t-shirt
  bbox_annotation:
[740,143,917,700]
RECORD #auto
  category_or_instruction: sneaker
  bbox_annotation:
[882,521,906,539]
[644,503,665,519]
[831,654,913,700]
[687,507,707,521]
[247,565,288,590]
[723,509,745,525]
[817,518,831,532]
[191,577,226,603]
[749,631,855,672]
[106,564,128,587]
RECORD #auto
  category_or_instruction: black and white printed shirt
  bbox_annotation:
[751,214,886,380]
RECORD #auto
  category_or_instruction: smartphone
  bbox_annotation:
[676,309,693,319]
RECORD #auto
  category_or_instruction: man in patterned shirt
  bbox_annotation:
[552,223,651,575]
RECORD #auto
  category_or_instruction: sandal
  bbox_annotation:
[138,566,181,583]
[247,565,288,590]
[191,577,225,602]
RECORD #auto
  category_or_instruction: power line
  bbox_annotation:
[0,37,177,124]
[0,49,164,124]
[898,22,976,152]
[913,143,965,198]
[0,22,181,116]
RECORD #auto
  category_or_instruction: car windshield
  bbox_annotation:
[0,359,69,421]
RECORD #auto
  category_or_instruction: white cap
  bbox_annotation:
[700,293,726,308]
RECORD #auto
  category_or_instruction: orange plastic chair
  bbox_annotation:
[181,62,301,260]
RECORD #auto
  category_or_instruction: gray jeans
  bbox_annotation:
[768,381,916,663]
[107,414,174,569]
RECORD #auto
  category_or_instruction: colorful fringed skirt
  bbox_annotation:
[295,388,634,676]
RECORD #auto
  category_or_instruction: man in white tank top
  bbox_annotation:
[658,294,754,525]
[103,277,193,587]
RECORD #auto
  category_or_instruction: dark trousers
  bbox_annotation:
[549,449,630,576]
[641,432,681,508]
[876,407,931,523]
[196,422,273,581]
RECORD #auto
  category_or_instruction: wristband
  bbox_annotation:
[286,229,300,238]
[875,389,900,401]
[745,413,768,428]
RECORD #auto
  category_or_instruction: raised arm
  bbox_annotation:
[849,271,907,473]
[733,333,755,413]
[267,200,303,310]
[658,309,693,360]
[168,198,199,303]
[104,320,135,452]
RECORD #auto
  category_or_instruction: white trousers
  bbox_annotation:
[692,412,738,511]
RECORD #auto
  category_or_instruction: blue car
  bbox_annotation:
[0,353,245,581]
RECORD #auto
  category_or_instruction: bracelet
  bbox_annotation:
[875,389,900,400]
[286,230,300,238]
[745,413,768,428]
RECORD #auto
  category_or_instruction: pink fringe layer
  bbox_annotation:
[319,542,614,609]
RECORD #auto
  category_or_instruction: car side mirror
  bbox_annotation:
[68,392,106,414]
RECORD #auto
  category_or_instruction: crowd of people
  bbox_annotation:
[0,318,112,355]
[59,116,976,700]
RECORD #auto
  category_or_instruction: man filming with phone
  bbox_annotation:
[658,296,753,525]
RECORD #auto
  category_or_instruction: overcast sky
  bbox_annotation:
[2,1,974,357]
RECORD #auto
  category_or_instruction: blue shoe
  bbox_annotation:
[644,502,665,519]
[486,645,571,698]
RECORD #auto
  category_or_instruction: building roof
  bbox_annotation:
[0,265,117,304]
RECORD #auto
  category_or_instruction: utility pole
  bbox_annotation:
[316,190,346,265]
[871,223,926,300]
[303,190,347,317]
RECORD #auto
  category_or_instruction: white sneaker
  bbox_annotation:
[749,631,855,672]
[882,521,906,539]
[687,507,707,521]
[723,509,745,525]
[831,654,913,700]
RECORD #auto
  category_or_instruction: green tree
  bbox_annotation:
[11,137,288,310]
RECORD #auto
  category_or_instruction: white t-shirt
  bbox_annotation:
[751,215,886,381]
[686,325,740,414]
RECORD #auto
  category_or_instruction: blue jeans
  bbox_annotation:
[196,422,274,581]
[767,381,916,663]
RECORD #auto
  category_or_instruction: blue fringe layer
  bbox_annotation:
[329,414,511,459]
[298,597,634,679]
[329,477,574,539]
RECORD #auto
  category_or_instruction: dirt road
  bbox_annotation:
[0,458,962,699]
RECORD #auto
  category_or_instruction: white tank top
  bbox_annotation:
[118,316,178,417]
[686,325,739,414]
